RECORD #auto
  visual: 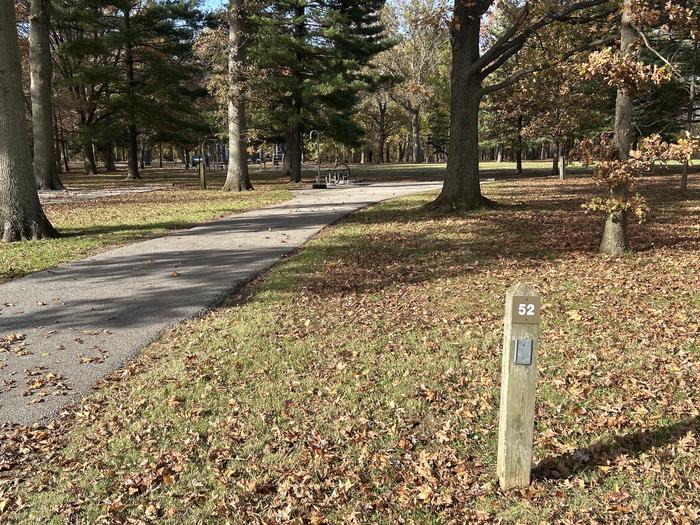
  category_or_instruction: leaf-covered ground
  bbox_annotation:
[1,174,699,524]
[0,183,292,284]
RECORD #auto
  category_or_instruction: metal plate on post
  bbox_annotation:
[511,296,541,324]
[514,339,533,366]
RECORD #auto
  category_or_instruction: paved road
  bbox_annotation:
[0,182,442,425]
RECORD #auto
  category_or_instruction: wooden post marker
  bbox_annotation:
[497,282,541,490]
[199,157,207,190]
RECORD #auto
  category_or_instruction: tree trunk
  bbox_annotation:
[515,116,524,176]
[103,143,116,171]
[0,1,58,241]
[681,40,697,192]
[61,140,70,172]
[182,147,191,169]
[29,0,63,190]
[282,2,304,183]
[558,141,567,180]
[53,107,62,174]
[432,4,486,210]
[223,0,253,192]
[283,127,302,182]
[159,143,163,168]
[600,0,635,255]
[28,25,56,172]
[83,142,98,175]
[139,136,146,169]
[411,108,422,163]
[123,8,140,180]
[377,100,387,164]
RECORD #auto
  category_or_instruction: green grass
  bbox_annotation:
[3,173,699,523]
[0,161,590,284]
[0,169,295,283]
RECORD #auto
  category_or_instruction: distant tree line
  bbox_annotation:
[0,0,698,254]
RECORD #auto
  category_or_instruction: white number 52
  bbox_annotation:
[518,304,535,316]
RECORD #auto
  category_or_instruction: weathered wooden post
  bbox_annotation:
[497,282,541,490]
[199,143,207,190]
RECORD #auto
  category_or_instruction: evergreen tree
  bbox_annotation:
[252,0,389,182]
[106,1,204,180]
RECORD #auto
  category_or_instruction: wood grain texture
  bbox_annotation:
[497,282,540,490]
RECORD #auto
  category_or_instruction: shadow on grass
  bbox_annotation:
[533,416,700,481]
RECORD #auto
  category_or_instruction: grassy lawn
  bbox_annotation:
[0,169,294,284]
[0,161,582,284]
[2,172,699,523]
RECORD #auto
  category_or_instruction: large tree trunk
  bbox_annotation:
[432,4,486,210]
[123,8,141,180]
[83,142,98,175]
[29,0,63,191]
[0,1,58,241]
[103,143,116,171]
[282,2,304,183]
[223,0,253,192]
[601,0,635,255]
[284,126,302,183]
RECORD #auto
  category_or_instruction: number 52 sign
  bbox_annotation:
[511,296,541,324]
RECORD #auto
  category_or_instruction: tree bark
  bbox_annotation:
[102,143,115,171]
[52,107,62,174]
[431,3,487,210]
[515,115,523,176]
[123,8,141,180]
[139,136,146,169]
[681,40,697,192]
[600,0,635,255]
[558,141,567,180]
[0,1,58,241]
[182,147,191,169]
[223,0,253,192]
[29,0,63,190]
[83,142,98,175]
[377,99,387,164]
[282,1,304,183]
[411,108,422,163]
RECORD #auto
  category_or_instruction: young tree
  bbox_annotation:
[381,0,449,164]
[223,0,254,191]
[0,1,58,241]
[29,0,64,190]
[582,0,698,254]
[432,0,611,210]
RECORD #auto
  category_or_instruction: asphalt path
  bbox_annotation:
[0,182,442,425]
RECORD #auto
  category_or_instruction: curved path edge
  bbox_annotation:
[0,182,442,425]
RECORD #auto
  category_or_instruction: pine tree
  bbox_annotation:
[252,0,389,182]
